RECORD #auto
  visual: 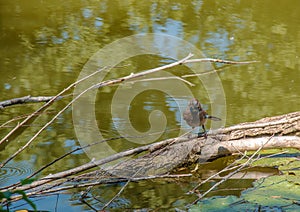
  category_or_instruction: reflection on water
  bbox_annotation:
[0,0,299,210]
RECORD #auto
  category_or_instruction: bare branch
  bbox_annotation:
[0,95,63,109]
[127,76,195,87]
[189,135,274,206]
[5,174,192,203]
[92,53,194,89]
[0,67,106,147]
[184,58,259,65]
[0,54,195,167]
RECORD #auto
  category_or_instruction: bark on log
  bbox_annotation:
[2,111,299,198]
[107,111,300,177]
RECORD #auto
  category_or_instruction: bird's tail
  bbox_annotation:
[206,115,221,121]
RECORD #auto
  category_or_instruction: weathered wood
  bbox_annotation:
[106,111,300,176]
[0,95,63,109]
[1,111,299,201]
[214,111,300,139]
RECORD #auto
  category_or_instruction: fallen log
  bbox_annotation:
[106,111,300,177]
[2,111,299,201]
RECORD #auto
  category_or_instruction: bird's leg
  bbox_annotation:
[197,125,207,138]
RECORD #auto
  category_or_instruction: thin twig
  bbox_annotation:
[1,54,194,167]
[189,135,274,206]
[190,154,248,193]
[182,58,258,78]
[127,76,195,87]
[101,177,133,210]
[0,54,262,205]
[80,199,98,212]
[6,174,192,202]
[0,67,107,147]
[0,67,109,168]
[92,53,194,89]
[184,58,259,65]
[0,136,189,194]
[26,136,125,179]
[0,95,62,109]
[0,111,56,128]
[0,137,125,191]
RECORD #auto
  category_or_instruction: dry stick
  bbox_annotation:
[102,179,130,210]
[93,53,194,89]
[0,137,126,191]
[189,153,249,194]
[0,87,94,168]
[1,55,258,192]
[191,136,282,194]
[101,167,143,210]
[189,135,274,206]
[17,127,184,190]
[184,58,259,65]
[7,174,192,203]
[2,137,187,193]
[0,67,106,147]
[1,54,195,170]
[0,67,109,168]
[194,160,248,201]
[127,76,195,87]
[230,143,251,160]
[217,115,300,134]
[195,149,262,201]
[26,136,125,179]
[1,54,193,168]
[0,95,62,109]
[0,111,55,129]
[1,132,188,191]
[1,54,256,166]
[0,127,184,191]
[0,56,255,142]
[182,58,259,78]
[80,199,98,212]
[95,56,258,89]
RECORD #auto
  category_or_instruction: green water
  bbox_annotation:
[0,0,299,210]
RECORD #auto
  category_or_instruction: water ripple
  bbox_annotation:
[0,161,34,187]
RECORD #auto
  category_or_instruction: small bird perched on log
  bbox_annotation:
[183,98,221,138]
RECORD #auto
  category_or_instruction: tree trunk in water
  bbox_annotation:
[108,111,300,177]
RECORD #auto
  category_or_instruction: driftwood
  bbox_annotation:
[107,111,300,177]
[2,111,299,204]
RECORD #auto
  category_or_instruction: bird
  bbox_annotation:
[183,98,221,138]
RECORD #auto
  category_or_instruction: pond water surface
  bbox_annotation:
[0,0,299,211]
